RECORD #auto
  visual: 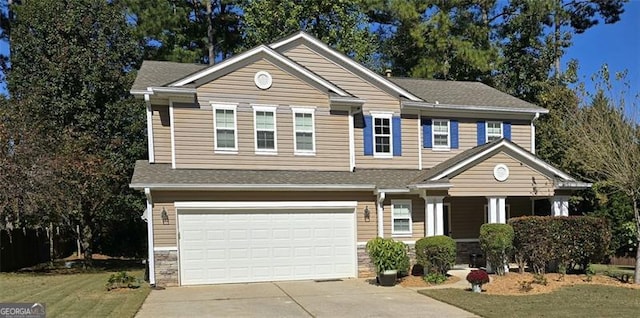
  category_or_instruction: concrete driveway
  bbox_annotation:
[135,279,477,318]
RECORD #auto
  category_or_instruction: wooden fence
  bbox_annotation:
[0,227,74,272]
[609,256,636,267]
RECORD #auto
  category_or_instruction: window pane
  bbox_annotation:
[487,122,501,135]
[394,219,410,232]
[257,131,275,149]
[295,113,312,131]
[216,130,235,148]
[256,111,274,130]
[433,120,448,133]
[216,109,234,129]
[487,135,501,142]
[434,134,448,146]
[375,118,390,135]
[375,136,390,153]
[296,132,313,150]
[394,204,410,217]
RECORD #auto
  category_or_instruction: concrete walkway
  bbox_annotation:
[136,278,478,318]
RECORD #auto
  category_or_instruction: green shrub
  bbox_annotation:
[479,223,514,276]
[415,236,456,276]
[106,271,140,290]
[424,272,447,284]
[509,216,611,275]
[365,237,410,274]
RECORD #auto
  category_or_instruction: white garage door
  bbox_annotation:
[177,203,356,285]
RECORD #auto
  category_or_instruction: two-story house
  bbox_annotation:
[130,32,590,287]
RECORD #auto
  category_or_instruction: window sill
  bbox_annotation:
[392,233,413,238]
[432,147,451,152]
[294,151,316,156]
[373,153,393,159]
[255,150,278,155]
[214,150,238,155]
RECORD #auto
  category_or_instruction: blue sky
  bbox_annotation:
[562,0,640,108]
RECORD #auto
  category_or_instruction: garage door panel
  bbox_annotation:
[178,209,355,285]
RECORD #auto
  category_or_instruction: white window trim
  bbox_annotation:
[291,106,316,156]
[252,105,278,155]
[371,112,393,159]
[483,204,511,223]
[432,119,451,151]
[391,199,412,236]
[486,121,503,143]
[212,102,238,154]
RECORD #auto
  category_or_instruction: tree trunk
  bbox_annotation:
[633,198,640,284]
[553,0,561,79]
[206,0,214,65]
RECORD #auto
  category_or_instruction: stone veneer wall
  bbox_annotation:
[154,250,179,286]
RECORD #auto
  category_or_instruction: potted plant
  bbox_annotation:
[466,269,490,293]
[365,237,410,286]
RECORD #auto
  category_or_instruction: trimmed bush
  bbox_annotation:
[509,216,611,274]
[479,223,514,276]
[415,235,456,276]
[365,237,410,275]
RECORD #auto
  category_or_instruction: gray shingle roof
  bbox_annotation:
[131,60,207,91]
[131,160,427,189]
[388,77,544,111]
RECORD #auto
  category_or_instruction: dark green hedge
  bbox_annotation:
[479,223,514,276]
[415,235,456,276]
[509,216,611,274]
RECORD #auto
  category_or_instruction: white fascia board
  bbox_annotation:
[411,183,453,189]
[271,32,422,102]
[130,89,152,96]
[175,201,358,210]
[430,140,574,181]
[556,181,592,189]
[151,87,197,95]
[169,45,348,97]
[402,100,549,115]
[130,183,376,191]
[330,96,366,105]
[376,188,411,193]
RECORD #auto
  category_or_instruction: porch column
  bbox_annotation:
[421,195,444,236]
[486,197,507,224]
[376,191,386,237]
[551,196,570,216]
[144,188,155,286]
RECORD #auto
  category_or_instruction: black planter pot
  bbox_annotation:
[377,270,398,286]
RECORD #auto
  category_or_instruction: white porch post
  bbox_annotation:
[377,191,386,237]
[421,194,444,236]
[144,188,155,286]
[486,197,506,224]
[552,196,570,216]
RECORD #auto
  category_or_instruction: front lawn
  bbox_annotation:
[0,270,150,318]
[420,285,640,318]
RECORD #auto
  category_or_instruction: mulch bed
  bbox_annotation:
[399,274,461,287]
[483,272,640,295]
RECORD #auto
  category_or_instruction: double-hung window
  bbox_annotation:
[486,121,503,142]
[292,107,315,155]
[432,119,450,149]
[253,105,277,154]
[392,200,412,236]
[212,103,237,152]
[373,113,392,157]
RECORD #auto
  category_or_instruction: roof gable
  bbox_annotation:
[169,45,349,97]
[271,32,422,102]
[422,139,575,182]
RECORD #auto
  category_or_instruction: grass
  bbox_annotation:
[420,285,640,318]
[0,269,150,318]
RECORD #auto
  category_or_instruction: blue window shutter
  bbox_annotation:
[363,115,373,156]
[422,118,432,148]
[477,121,486,145]
[504,122,512,140]
[392,116,402,156]
[451,120,459,149]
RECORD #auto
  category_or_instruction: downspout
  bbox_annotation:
[530,112,540,154]
[144,188,156,286]
[376,191,386,237]
[348,108,356,171]
[418,113,423,170]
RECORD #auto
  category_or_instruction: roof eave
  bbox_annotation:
[402,100,549,115]
[130,183,376,191]
[556,181,592,189]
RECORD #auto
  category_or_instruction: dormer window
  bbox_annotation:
[486,121,503,142]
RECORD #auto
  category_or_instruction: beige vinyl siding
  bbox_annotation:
[510,121,531,151]
[173,105,349,170]
[382,195,425,240]
[152,202,177,248]
[172,58,350,170]
[152,105,171,163]
[445,197,485,239]
[150,191,376,246]
[354,116,420,169]
[422,119,532,169]
[448,151,555,197]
